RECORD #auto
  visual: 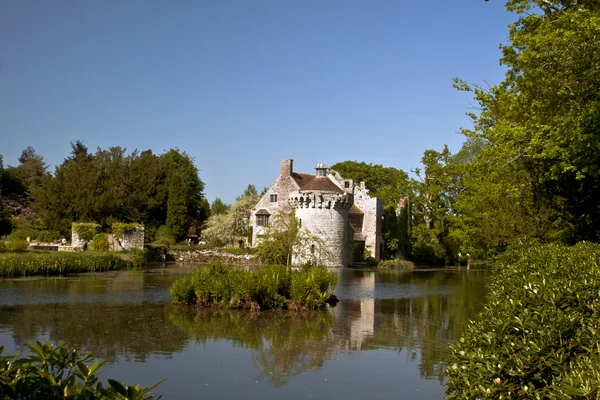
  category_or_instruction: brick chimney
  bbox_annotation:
[280,159,293,177]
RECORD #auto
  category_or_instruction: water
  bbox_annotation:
[0,266,489,399]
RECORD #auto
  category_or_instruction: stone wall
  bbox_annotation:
[119,226,145,250]
[353,183,384,260]
[292,192,353,267]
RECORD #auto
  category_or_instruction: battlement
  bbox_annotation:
[289,192,353,210]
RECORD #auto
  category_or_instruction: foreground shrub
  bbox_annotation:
[378,258,415,269]
[170,261,337,310]
[0,341,161,399]
[0,251,132,278]
[446,242,600,399]
[290,265,338,310]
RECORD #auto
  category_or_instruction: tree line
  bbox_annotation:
[0,141,208,243]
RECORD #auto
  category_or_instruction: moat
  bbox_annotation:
[0,266,489,399]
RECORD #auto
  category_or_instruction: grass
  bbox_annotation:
[170,261,338,310]
[0,250,133,278]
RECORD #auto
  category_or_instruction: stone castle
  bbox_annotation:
[250,159,384,267]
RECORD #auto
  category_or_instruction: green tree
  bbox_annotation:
[330,161,411,209]
[0,156,12,235]
[453,0,600,250]
[210,198,229,215]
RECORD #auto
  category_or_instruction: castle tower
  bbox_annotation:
[289,163,353,267]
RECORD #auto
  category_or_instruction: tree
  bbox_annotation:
[210,198,229,215]
[330,161,411,209]
[0,156,12,235]
[455,0,600,247]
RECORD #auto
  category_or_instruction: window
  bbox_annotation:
[344,181,350,188]
[270,194,278,202]
[256,215,270,226]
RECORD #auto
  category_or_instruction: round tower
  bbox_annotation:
[289,163,353,267]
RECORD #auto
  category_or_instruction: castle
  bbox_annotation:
[250,159,384,267]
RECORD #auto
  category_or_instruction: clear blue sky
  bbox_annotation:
[0,0,516,204]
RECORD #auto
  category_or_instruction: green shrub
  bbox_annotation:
[72,223,101,242]
[3,228,38,241]
[35,230,62,243]
[378,258,415,269]
[0,341,161,399]
[170,261,337,310]
[290,265,338,310]
[154,225,176,246]
[5,239,28,251]
[0,251,132,278]
[446,242,600,399]
[130,248,147,268]
[91,233,109,251]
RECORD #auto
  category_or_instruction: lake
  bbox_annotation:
[0,265,489,399]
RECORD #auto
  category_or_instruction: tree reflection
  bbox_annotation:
[169,308,340,387]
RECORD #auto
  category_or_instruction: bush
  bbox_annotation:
[0,251,132,278]
[290,265,338,310]
[378,258,415,269]
[72,223,101,242]
[5,239,28,251]
[91,233,109,251]
[130,248,147,268]
[170,261,337,310]
[154,225,176,246]
[0,341,161,399]
[446,242,600,399]
[35,230,62,243]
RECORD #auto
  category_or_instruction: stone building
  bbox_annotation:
[250,159,384,267]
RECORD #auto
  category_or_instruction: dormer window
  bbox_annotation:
[270,194,278,202]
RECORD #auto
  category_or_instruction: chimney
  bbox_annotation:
[280,159,293,177]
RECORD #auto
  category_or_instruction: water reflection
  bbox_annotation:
[0,267,489,398]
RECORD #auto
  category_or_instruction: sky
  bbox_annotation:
[0,0,517,204]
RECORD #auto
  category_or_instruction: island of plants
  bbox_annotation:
[0,249,137,278]
[170,261,338,311]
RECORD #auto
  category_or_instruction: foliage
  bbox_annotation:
[111,223,142,239]
[0,341,162,399]
[72,223,101,242]
[5,239,28,251]
[32,146,205,239]
[330,161,411,209]
[449,1,600,254]
[3,228,61,243]
[166,171,189,241]
[378,259,415,269]
[0,251,132,278]
[153,225,175,246]
[91,233,109,251]
[129,248,147,268]
[446,242,600,399]
[289,265,338,310]
[170,261,337,310]
[210,198,229,215]
[201,192,259,247]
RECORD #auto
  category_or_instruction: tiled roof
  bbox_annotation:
[299,176,344,193]
[291,172,314,187]
[255,209,270,215]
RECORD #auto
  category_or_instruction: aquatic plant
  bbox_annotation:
[0,251,132,278]
[170,261,337,310]
[377,258,415,269]
[446,242,600,399]
[0,341,162,399]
